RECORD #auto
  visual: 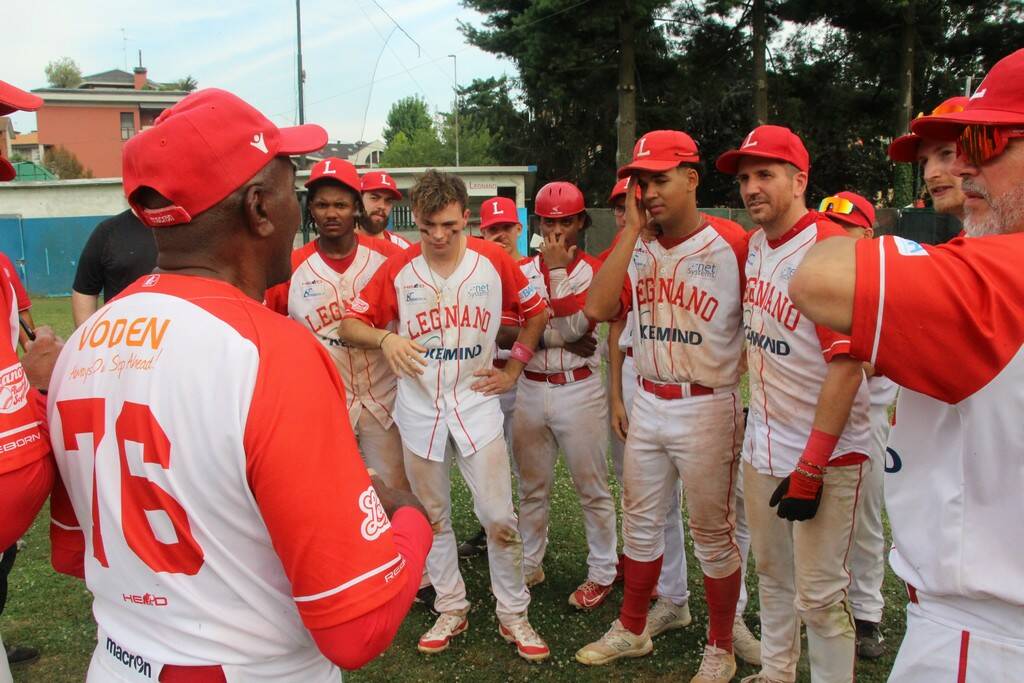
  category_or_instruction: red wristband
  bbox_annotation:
[801,428,840,469]
[510,341,534,364]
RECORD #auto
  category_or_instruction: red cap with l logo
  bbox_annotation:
[305,157,361,194]
[617,130,700,178]
[716,125,810,174]
[0,80,43,181]
[122,88,327,227]
[360,171,402,199]
[480,196,519,229]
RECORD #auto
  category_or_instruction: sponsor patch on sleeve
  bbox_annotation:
[0,363,30,414]
[518,283,537,302]
[348,297,370,314]
[358,485,391,541]
[892,236,928,257]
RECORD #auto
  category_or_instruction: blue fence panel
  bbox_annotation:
[8,215,113,297]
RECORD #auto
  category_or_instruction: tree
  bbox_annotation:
[45,57,82,88]
[382,96,433,147]
[44,146,92,179]
[380,129,446,167]
[160,76,199,92]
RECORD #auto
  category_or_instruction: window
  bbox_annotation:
[120,112,136,141]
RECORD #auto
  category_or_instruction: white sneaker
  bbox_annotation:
[732,615,762,666]
[690,644,737,683]
[499,618,550,662]
[647,597,692,637]
[739,674,787,683]
[417,612,468,654]
[575,619,654,666]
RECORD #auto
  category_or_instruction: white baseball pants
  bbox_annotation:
[848,403,888,623]
[734,460,753,615]
[354,410,409,492]
[611,356,689,603]
[622,388,742,581]
[889,593,1024,682]
[512,373,618,586]
[744,460,863,683]
[403,436,530,624]
[0,632,11,683]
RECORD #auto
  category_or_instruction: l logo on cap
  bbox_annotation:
[970,88,987,101]
[323,160,336,174]
[490,200,504,215]
[742,132,758,149]
[379,174,392,187]
[636,137,651,157]
[250,133,268,154]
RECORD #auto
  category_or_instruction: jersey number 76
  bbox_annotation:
[57,398,205,575]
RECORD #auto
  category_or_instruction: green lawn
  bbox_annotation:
[4,297,906,682]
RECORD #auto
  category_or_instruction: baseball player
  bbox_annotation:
[818,191,893,659]
[339,170,551,661]
[601,178,695,634]
[360,170,412,248]
[46,89,432,681]
[579,130,748,683]
[505,182,618,609]
[888,97,969,220]
[716,125,871,683]
[791,48,1024,681]
[0,253,34,350]
[266,157,409,492]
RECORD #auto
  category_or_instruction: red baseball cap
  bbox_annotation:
[888,96,970,162]
[360,170,402,199]
[480,196,519,229]
[608,177,629,203]
[716,125,810,174]
[820,191,875,230]
[616,130,700,178]
[0,80,44,182]
[305,157,360,194]
[535,181,585,218]
[912,49,1024,139]
[122,88,327,227]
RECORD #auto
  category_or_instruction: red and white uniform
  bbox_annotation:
[347,237,545,462]
[0,252,30,314]
[851,233,1024,680]
[383,231,412,250]
[743,212,871,476]
[510,252,617,587]
[49,275,409,682]
[616,217,746,583]
[741,212,869,683]
[346,237,546,624]
[267,236,408,489]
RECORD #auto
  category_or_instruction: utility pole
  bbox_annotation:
[449,54,459,167]
[295,0,305,125]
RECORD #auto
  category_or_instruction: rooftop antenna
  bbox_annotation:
[138,49,143,69]
[121,28,127,70]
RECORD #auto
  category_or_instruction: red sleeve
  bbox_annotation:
[310,507,431,669]
[617,270,634,319]
[244,328,409,629]
[0,254,29,311]
[0,296,49,476]
[851,234,1024,403]
[50,473,85,579]
[344,260,399,329]
[264,282,289,315]
[0,456,54,550]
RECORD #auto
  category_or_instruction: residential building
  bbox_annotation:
[307,139,385,168]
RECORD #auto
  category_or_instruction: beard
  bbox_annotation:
[962,179,1024,237]
[361,213,388,235]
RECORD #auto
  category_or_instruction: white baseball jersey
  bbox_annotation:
[48,274,409,677]
[869,374,898,408]
[743,212,871,476]
[346,237,546,461]
[518,253,600,373]
[267,235,401,429]
[617,215,748,387]
[851,233,1024,610]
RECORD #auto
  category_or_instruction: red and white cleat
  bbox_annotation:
[417,612,469,654]
[569,580,614,610]
[499,619,550,662]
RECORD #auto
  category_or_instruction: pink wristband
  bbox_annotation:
[801,428,840,469]
[510,341,534,364]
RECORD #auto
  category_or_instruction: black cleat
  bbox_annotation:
[6,644,40,666]
[415,585,439,615]
[457,527,488,559]
[855,619,885,660]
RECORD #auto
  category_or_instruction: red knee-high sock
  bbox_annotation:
[704,568,742,652]
[619,555,663,635]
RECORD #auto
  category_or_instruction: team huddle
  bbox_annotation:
[1,47,1024,683]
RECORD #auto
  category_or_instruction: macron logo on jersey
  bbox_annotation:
[359,486,391,541]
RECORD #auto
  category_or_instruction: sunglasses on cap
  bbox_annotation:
[914,99,967,120]
[957,125,1024,167]
[818,195,857,215]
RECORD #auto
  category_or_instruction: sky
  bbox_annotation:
[4,0,516,143]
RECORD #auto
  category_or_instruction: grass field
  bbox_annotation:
[3,297,907,682]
